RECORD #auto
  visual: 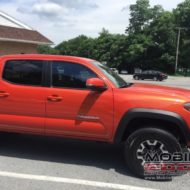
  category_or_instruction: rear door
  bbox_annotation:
[0,59,46,134]
[45,60,114,141]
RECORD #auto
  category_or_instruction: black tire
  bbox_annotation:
[124,127,182,180]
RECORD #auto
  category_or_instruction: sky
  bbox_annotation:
[0,0,185,45]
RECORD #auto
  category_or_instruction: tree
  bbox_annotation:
[124,33,153,71]
[151,5,164,20]
[124,0,179,73]
[37,45,59,54]
[126,0,152,34]
[173,0,190,71]
[179,42,190,73]
[174,0,190,29]
[55,35,95,58]
[146,11,176,73]
[90,29,129,68]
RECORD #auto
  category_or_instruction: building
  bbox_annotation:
[0,11,53,55]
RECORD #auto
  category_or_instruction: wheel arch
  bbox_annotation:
[114,108,190,145]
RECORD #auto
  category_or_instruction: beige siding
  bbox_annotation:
[0,41,38,55]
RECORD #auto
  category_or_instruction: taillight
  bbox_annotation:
[184,103,190,111]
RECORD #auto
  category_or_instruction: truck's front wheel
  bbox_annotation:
[124,127,182,180]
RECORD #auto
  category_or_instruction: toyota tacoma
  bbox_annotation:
[0,54,190,179]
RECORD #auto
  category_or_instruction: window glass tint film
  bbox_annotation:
[52,61,97,89]
[3,60,43,86]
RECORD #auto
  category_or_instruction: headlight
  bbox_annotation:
[184,103,190,111]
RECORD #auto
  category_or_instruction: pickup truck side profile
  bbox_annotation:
[0,54,190,179]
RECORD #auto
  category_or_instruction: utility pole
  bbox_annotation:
[175,27,181,74]
[175,27,189,74]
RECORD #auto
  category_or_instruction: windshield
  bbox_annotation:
[92,61,130,88]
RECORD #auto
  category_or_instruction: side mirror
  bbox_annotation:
[86,78,107,91]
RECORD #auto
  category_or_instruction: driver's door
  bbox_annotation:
[45,61,114,141]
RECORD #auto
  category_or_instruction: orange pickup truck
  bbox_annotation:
[0,54,190,179]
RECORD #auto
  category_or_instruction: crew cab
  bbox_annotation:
[0,54,190,179]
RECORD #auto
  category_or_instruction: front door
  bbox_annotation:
[45,61,114,141]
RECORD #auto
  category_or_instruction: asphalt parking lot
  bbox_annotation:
[121,75,190,89]
[0,76,190,190]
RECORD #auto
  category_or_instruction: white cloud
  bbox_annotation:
[32,2,68,16]
[50,0,99,10]
[0,0,185,45]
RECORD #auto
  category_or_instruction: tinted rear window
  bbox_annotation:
[3,60,43,86]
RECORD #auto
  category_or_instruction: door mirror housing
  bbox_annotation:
[86,78,107,91]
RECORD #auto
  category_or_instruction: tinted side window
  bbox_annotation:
[3,60,43,86]
[52,61,97,89]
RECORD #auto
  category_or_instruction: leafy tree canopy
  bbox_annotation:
[38,0,190,75]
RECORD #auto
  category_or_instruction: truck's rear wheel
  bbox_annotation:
[124,127,182,180]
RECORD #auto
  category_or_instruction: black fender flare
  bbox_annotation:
[114,108,190,143]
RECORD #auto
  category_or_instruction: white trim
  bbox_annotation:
[0,10,32,30]
[0,37,53,45]
[0,171,158,190]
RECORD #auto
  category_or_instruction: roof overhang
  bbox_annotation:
[0,10,32,30]
[0,37,53,45]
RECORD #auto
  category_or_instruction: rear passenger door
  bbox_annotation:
[0,59,46,134]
